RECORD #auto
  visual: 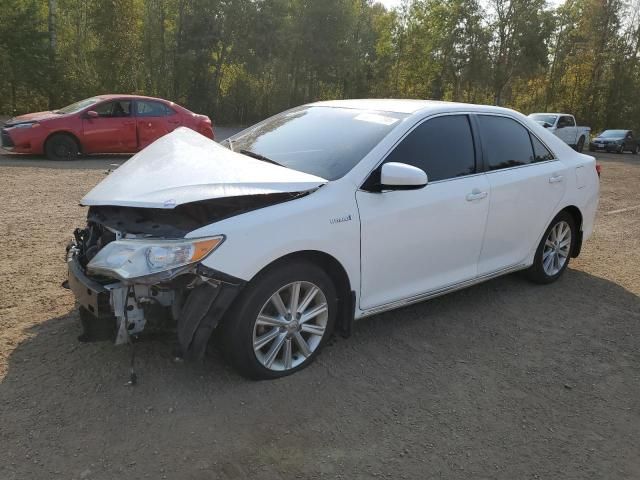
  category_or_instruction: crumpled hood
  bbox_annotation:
[81,127,327,208]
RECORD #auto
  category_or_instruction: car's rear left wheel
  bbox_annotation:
[576,136,585,152]
[221,261,337,379]
[525,212,575,284]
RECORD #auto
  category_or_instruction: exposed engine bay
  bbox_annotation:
[64,193,313,359]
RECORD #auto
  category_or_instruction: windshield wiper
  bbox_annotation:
[239,149,283,167]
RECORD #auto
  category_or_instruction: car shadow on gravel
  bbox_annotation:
[1,269,639,479]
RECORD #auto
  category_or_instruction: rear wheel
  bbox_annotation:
[632,145,639,155]
[222,261,337,379]
[576,136,585,153]
[525,212,575,284]
[45,133,79,161]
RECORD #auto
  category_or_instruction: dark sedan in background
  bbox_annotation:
[1,95,214,160]
[589,129,638,154]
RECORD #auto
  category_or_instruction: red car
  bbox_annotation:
[1,94,214,160]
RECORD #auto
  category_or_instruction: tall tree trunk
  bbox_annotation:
[48,0,57,109]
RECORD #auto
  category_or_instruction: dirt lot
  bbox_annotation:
[0,150,638,480]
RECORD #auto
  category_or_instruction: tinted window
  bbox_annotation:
[94,101,131,118]
[558,115,575,127]
[137,101,174,117]
[383,115,475,181]
[225,106,407,180]
[477,116,534,171]
[530,135,554,162]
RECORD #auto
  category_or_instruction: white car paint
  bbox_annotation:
[528,113,591,149]
[182,101,598,319]
[80,99,599,324]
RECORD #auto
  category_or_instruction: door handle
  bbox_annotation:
[549,174,564,183]
[466,189,488,201]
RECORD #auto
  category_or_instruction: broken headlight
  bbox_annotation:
[86,236,224,282]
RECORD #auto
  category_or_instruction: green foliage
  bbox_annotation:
[0,0,639,132]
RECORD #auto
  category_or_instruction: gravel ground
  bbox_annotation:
[0,150,638,479]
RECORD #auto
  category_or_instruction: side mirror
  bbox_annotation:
[86,110,99,118]
[380,162,428,190]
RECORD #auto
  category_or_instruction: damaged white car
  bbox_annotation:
[67,99,599,379]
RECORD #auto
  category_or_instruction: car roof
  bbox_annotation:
[310,99,518,116]
[94,94,178,104]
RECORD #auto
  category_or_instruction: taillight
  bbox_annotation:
[595,164,601,177]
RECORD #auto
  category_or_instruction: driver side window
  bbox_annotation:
[383,115,476,182]
[94,101,131,118]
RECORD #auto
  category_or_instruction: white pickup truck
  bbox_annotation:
[528,113,590,152]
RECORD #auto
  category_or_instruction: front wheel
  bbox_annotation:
[45,133,79,161]
[525,212,575,284]
[632,145,639,155]
[221,261,337,379]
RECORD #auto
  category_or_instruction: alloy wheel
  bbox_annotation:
[542,220,571,276]
[252,281,328,371]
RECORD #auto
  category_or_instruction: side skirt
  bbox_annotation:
[359,263,529,318]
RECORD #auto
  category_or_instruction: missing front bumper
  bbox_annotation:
[66,250,244,359]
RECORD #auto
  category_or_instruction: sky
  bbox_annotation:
[376,0,404,9]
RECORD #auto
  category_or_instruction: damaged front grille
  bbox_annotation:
[87,191,309,237]
[73,223,116,271]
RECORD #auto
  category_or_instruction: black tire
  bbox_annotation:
[616,145,623,154]
[45,133,79,161]
[632,145,639,155]
[576,136,585,153]
[221,260,337,380]
[525,211,576,285]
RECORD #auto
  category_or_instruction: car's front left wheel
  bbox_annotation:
[45,133,79,161]
[221,261,337,379]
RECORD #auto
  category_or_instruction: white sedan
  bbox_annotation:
[67,99,599,379]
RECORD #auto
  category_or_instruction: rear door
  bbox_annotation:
[357,114,490,310]
[475,115,567,275]
[135,100,182,149]
[82,100,137,153]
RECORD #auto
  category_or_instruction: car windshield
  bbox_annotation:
[223,106,407,180]
[529,114,558,125]
[599,130,626,138]
[55,97,101,114]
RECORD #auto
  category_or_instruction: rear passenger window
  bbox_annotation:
[384,115,475,182]
[136,101,174,117]
[530,135,554,162]
[476,116,534,170]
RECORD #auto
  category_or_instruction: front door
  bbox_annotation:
[357,114,490,310]
[82,100,137,153]
[135,100,181,149]
[556,115,576,146]
[474,115,567,275]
